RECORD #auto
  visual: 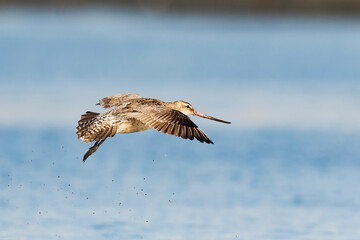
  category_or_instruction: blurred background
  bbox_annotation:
[1,1,360,240]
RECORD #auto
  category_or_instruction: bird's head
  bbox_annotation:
[172,100,231,124]
[173,100,195,115]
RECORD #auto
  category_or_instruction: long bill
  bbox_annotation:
[193,110,231,124]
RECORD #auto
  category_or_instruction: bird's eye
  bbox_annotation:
[186,105,190,108]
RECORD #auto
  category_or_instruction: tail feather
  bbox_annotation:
[77,110,118,161]
[78,111,100,124]
[77,111,118,140]
[76,111,101,142]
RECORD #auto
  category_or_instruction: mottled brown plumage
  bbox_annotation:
[76,93,230,162]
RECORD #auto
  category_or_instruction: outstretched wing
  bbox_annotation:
[97,93,142,108]
[136,108,213,144]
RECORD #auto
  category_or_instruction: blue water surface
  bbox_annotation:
[1,128,360,240]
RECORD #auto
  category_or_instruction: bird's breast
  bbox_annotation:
[116,119,150,134]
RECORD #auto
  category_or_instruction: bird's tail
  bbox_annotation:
[76,111,100,143]
[76,111,118,162]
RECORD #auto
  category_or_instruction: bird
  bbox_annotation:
[76,93,231,162]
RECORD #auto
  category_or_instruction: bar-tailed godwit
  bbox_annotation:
[76,93,230,162]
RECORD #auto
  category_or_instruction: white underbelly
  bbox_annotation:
[116,119,150,134]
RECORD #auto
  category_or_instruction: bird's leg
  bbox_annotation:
[83,139,106,162]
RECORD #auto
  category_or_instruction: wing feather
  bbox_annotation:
[137,109,213,144]
[97,93,142,108]
[181,125,187,139]
[193,128,202,142]
[187,127,194,140]
[168,124,175,135]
